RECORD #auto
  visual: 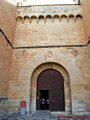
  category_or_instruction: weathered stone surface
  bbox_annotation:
[0,112,32,120]
[15,5,86,47]
[0,0,90,115]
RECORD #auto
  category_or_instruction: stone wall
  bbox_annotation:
[0,31,13,97]
[14,5,86,47]
[8,44,90,113]
[0,1,90,115]
[0,0,16,97]
[7,4,90,114]
[0,0,16,43]
[81,0,90,42]
[0,0,16,111]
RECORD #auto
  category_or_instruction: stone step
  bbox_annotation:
[31,110,51,120]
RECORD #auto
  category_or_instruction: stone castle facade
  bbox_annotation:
[0,0,90,114]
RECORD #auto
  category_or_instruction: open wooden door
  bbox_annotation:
[36,69,65,111]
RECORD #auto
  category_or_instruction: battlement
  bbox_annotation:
[14,5,86,47]
[16,5,82,17]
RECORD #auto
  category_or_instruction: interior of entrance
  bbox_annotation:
[40,90,49,110]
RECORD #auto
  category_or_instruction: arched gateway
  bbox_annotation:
[36,69,65,111]
[30,62,71,113]
[20,52,82,113]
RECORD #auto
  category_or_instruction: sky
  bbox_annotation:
[23,0,75,5]
[7,0,76,5]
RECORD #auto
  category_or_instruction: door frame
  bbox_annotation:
[30,63,72,113]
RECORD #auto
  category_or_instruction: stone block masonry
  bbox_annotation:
[8,44,90,113]
[15,5,86,47]
[0,0,90,115]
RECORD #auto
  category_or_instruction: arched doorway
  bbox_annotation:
[20,52,82,113]
[36,69,65,111]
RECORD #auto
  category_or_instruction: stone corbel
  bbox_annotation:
[74,18,77,22]
[59,18,62,22]
[44,17,46,23]
[67,17,69,22]
[52,17,54,23]
[22,18,24,24]
[37,18,39,23]
[29,18,31,23]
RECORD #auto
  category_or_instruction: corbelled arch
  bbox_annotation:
[20,51,82,113]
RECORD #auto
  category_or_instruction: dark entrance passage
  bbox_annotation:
[39,90,49,110]
[36,69,65,111]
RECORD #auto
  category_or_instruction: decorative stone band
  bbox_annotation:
[16,14,83,23]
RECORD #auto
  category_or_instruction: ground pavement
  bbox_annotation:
[0,110,90,120]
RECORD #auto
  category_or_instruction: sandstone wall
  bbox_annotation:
[14,5,86,47]
[7,4,90,114]
[0,0,16,97]
[81,0,90,42]
[0,2,89,114]
[8,44,90,113]
[0,31,13,97]
[0,0,16,43]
